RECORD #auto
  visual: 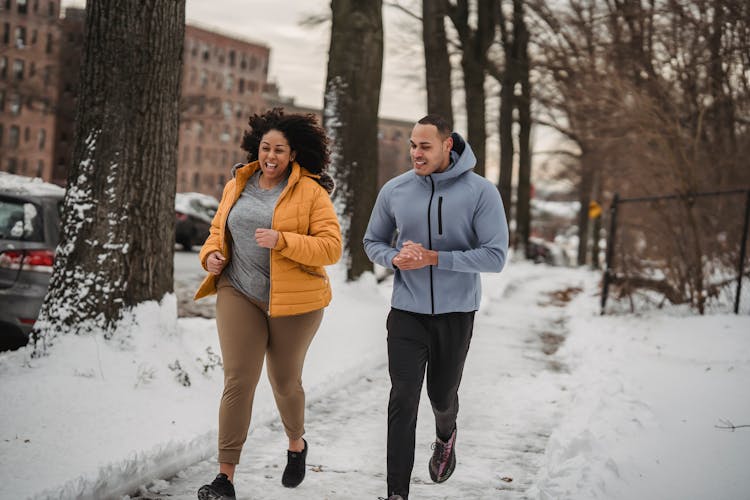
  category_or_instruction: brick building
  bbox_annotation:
[177,24,271,198]
[1,5,414,197]
[0,0,61,181]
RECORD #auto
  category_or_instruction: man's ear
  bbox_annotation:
[444,136,453,152]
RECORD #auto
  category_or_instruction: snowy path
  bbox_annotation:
[137,266,586,500]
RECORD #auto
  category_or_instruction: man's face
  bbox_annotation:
[409,124,453,176]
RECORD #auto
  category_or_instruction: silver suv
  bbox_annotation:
[0,173,64,351]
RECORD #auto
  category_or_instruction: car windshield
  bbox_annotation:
[0,198,44,242]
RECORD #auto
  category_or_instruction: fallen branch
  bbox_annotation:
[715,418,750,431]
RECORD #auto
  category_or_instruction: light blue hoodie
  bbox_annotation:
[363,133,509,315]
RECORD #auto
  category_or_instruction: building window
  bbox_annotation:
[36,160,44,177]
[13,59,24,80]
[0,90,3,111]
[9,93,20,115]
[195,147,202,164]
[199,69,207,88]
[3,0,10,10]
[225,74,233,92]
[31,29,37,44]
[48,0,55,17]
[7,158,18,174]
[46,32,53,54]
[229,50,235,67]
[38,128,46,149]
[18,0,28,14]
[0,56,6,79]
[9,125,19,147]
[21,159,27,174]
[33,0,39,13]
[0,124,3,145]
[238,78,244,94]
[182,145,189,162]
[28,61,35,77]
[202,47,209,61]
[192,172,200,189]
[24,126,30,142]
[2,23,9,45]
[15,26,26,47]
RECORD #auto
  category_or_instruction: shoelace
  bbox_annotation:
[431,437,454,476]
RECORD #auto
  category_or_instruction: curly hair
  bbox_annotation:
[241,108,330,174]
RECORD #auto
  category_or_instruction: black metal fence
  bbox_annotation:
[600,189,750,314]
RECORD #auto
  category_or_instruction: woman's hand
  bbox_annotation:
[255,228,280,249]
[206,251,227,275]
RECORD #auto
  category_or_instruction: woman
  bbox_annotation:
[194,108,341,500]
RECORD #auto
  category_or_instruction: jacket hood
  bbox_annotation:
[419,132,476,184]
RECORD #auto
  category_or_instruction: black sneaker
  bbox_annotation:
[282,438,308,487]
[428,427,457,483]
[197,473,236,500]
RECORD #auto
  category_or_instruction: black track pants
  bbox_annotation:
[385,307,475,498]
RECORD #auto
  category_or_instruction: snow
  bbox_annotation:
[1,256,749,499]
[0,172,65,197]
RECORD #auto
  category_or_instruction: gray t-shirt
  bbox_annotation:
[224,170,288,304]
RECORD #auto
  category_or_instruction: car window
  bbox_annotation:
[0,198,44,242]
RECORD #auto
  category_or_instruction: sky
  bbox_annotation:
[60,0,427,122]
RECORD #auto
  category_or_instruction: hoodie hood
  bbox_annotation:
[419,131,476,184]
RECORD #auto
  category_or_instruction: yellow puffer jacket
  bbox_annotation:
[194,161,342,316]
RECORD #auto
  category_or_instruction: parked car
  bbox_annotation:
[0,173,64,351]
[175,192,219,251]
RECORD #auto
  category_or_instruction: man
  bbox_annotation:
[364,114,509,500]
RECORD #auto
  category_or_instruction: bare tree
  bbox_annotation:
[447,0,497,177]
[423,0,454,126]
[324,0,384,280]
[32,0,185,354]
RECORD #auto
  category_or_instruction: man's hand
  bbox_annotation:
[255,228,280,249]
[392,240,438,270]
[206,251,227,275]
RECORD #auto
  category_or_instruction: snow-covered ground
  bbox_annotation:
[1,254,748,500]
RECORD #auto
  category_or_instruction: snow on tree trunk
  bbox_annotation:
[32,1,185,355]
[323,0,383,281]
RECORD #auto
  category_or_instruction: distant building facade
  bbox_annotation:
[1,5,414,197]
[0,0,61,181]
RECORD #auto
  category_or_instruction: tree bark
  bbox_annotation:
[448,0,496,178]
[514,0,532,256]
[33,0,185,354]
[423,0,453,127]
[323,0,383,281]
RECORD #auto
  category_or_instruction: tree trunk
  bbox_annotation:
[423,0,453,127]
[32,0,185,354]
[324,0,383,281]
[498,67,514,226]
[448,0,496,178]
[514,0,532,256]
[577,152,594,266]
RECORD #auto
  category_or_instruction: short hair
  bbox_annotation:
[417,114,452,139]
[241,108,330,174]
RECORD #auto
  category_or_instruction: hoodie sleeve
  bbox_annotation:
[363,184,400,270]
[437,181,509,273]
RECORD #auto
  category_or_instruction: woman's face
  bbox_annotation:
[258,129,294,184]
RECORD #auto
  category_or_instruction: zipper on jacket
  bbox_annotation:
[266,169,296,316]
[428,176,435,315]
[437,196,443,235]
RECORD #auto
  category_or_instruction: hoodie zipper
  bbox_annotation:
[438,196,443,235]
[428,176,435,315]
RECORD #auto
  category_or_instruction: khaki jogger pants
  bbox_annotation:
[215,276,323,464]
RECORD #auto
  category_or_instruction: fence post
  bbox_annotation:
[735,190,750,314]
[601,193,620,315]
